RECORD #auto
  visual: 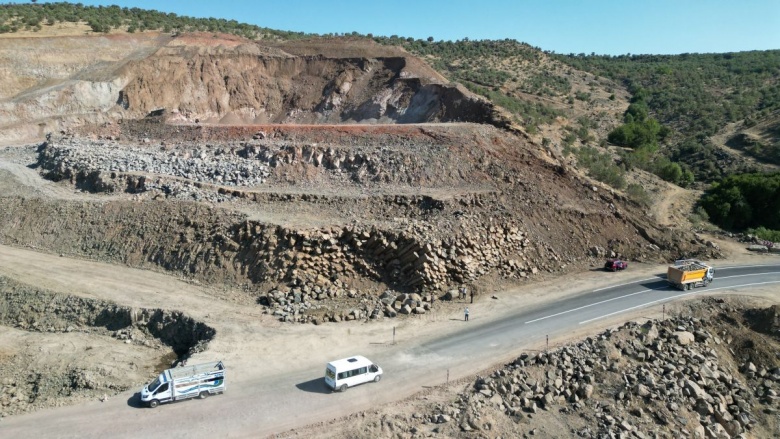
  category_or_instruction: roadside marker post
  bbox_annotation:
[393,326,396,345]
[446,369,449,390]
[663,304,665,321]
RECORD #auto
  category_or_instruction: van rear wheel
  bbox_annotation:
[199,391,209,399]
[374,375,382,383]
[339,384,347,392]
[149,399,159,408]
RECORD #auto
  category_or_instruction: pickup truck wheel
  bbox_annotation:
[339,384,347,392]
[199,391,209,399]
[374,375,382,383]
[149,399,159,408]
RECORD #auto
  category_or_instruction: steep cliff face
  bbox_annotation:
[0,33,506,143]
[118,47,497,125]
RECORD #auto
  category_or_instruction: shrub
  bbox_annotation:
[626,183,650,206]
[574,146,626,189]
[747,226,780,242]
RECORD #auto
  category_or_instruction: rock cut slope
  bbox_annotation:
[0,31,719,324]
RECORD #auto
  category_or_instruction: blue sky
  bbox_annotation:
[25,0,780,55]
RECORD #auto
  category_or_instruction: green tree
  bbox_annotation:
[700,172,780,230]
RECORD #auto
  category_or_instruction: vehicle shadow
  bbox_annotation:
[640,278,672,290]
[295,377,331,394]
[127,392,145,409]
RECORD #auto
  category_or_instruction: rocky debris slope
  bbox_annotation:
[320,298,779,439]
[1,120,720,324]
[0,276,214,417]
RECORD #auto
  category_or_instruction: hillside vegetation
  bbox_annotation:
[557,51,780,179]
[0,1,306,38]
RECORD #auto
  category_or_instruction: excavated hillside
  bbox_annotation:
[0,26,759,431]
[118,36,509,126]
[0,33,513,143]
[0,31,720,323]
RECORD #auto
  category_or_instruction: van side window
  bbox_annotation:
[370,365,378,373]
[358,367,367,375]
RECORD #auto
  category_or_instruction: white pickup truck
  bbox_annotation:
[141,361,225,408]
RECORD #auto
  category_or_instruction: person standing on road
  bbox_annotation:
[464,307,469,321]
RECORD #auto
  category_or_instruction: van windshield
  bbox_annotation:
[148,376,161,392]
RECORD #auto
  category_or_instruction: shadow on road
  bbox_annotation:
[127,392,145,409]
[295,378,331,394]
[640,279,672,290]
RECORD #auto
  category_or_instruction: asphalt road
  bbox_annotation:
[3,263,779,438]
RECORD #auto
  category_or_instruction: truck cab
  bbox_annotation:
[141,375,173,407]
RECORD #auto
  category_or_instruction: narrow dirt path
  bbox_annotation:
[650,181,701,229]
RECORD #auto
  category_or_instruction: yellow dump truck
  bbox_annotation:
[667,260,714,290]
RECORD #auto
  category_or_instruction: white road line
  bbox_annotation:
[525,289,650,324]
[720,272,780,280]
[592,278,658,292]
[718,264,780,269]
[528,271,780,325]
[578,280,780,325]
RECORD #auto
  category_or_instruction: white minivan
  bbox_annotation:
[324,355,383,392]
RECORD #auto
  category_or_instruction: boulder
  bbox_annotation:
[673,331,695,346]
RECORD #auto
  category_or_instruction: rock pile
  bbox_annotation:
[37,138,271,189]
[425,306,779,438]
[256,221,533,322]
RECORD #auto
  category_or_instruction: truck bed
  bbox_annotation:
[667,260,711,285]
[170,361,224,380]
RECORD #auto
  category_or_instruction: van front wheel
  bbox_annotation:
[149,399,159,408]
[339,384,347,392]
[374,375,382,383]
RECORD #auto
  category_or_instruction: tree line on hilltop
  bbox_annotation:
[0,2,308,39]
